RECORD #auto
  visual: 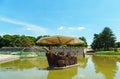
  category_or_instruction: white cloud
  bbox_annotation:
[58,26,85,31]
[0,16,47,35]
[58,26,64,30]
[78,26,85,30]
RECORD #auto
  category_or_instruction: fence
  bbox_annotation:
[0,46,85,56]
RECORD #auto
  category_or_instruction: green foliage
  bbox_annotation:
[91,27,116,50]
[0,34,86,47]
[0,34,37,47]
[21,37,31,47]
[91,34,103,50]
[0,36,2,48]
[26,36,36,46]
[12,35,21,47]
[20,35,36,47]
[95,51,120,55]
[36,35,50,41]
[1,35,13,47]
[79,36,88,47]
[115,42,120,48]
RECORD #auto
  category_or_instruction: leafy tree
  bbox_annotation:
[91,34,103,50]
[101,27,116,50]
[36,36,43,42]
[27,36,36,46]
[0,36,2,48]
[79,36,88,47]
[36,35,50,41]
[115,42,120,48]
[0,35,37,47]
[19,35,36,47]
[21,36,32,47]
[1,34,13,47]
[12,35,21,47]
[91,27,116,50]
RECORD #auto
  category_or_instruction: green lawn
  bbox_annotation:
[95,50,120,55]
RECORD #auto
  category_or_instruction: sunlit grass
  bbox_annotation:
[95,50,120,55]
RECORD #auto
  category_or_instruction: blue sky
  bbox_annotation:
[0,0,120,45]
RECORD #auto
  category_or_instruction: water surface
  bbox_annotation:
[0,55,120,79]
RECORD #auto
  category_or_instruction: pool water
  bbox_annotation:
[0,55,120,79]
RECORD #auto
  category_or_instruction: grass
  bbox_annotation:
[95,51,120,55]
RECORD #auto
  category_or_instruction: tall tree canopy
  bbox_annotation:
[0,35,13,47]
[91,27,116,50]
[0,35,36,47]
[79,36,88,47]
[36,35,50,42]
[0,34,87,47]
[0,36,2,48]
[115,42,120,48]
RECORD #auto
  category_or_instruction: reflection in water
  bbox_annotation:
[1,56,120,79]
[47,67,78,79]
[47,56,89,79]
[78,56,88,68]
[92,55,118,79]
[0,57,48,71]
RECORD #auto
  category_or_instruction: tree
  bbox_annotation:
[91,27,116,50]
[36,35,50,46]
[1,34,13,47]
[12,35,21,47]
[0,36,2,48]
[115,42,120,48]
[101,27,116,50]
[36,35,50,41]
[36,36,42,42]
[79,36,88,47]
[91,34,103,50]
[0,34,40,47]
[27,36,36,46]
[20,35,34,47]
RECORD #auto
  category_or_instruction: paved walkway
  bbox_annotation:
[0,54,20,64]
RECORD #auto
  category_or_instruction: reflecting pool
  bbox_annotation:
[0,55,120,79]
